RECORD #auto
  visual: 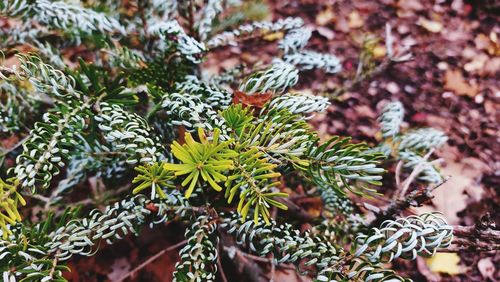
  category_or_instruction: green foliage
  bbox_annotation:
[132,163,175,199]
[173,214,218,281]
[165,128,237,197]
[354,213,453,262]
[0,178,25,239]
[374,101,448,184]
[306,136,385,196]
[226,147,287,225]
[0,2,454,281]
[219,104,254,136]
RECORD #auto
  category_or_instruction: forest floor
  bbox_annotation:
[61,0,498,281]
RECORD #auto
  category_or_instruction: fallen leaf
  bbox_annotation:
[270,268,304,282]
[263,31,284,41]
[233,90,273,108]
[414,158,486,224]
[1,135,19,149]
[385,81,400,94]
[316,8,334,26]
[398,0,424,12]
[418,17,443,33]
[107,258,131,281]
[475,34,494,52]
[464,53,488,73]
[483,57,500,76]
[477,257,496,280]
[444,69,479,97]
[316,26,335,40]
[426,253,463,275]
[348,11,364,29]
[373,45,387,58]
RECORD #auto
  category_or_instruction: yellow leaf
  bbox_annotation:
[426,253,463,275]
[263,31,284,41]
[348,11,364,29]
[373,45,387,58]
[418,17,443,33]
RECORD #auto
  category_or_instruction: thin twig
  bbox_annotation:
[394,160,403,190]
[0,134,32,157]
[48,250,61,278]
[116,240,187,282]
[369,177,450,228]
[397,148,435,199]
[223,246,296,271]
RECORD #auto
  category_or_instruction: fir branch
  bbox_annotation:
[283,51,342,74]
[13,98,92,190]
[207,17,304,48]
[266,93,330,116]
[398,128,448,151]
[173,214,219,281]
[94,102,165,165]
[239,61,299,95]
[197,0,223,41]
[148,20,206,63]
[398,150,442,184]
[355,213,453,262]
[379,101,404,138]
[279,27,311,54]
[306,136,385,196]
[0,0,125,36]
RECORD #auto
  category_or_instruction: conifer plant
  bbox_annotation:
[0,1,454,281]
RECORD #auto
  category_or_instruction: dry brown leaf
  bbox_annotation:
[444,69,479,97]
[316,8,334,26]
[348,11,364,29]
[316,26,335,40]
[418,17,443,33]
[475,34,494,51]
[107,258,131,281]
[477,257,496,281]
[464,53,488,73]
[271,269,308,282]
[414,158,486,224]
[483,57,500,76]
[398,0,425,11]
[233,90,273,108]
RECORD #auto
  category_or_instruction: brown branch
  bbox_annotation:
[396,148,435,199]
[371,184,500,253]
[448,215,500,252]
[453,225,500,243]
[369,178,449,228]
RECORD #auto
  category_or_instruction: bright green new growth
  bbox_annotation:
[0,178,25,238]
[132,163,175,199]
[165,127,237,198]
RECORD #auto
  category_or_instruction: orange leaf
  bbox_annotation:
[444,69,478,97]
[233,90,273,108]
